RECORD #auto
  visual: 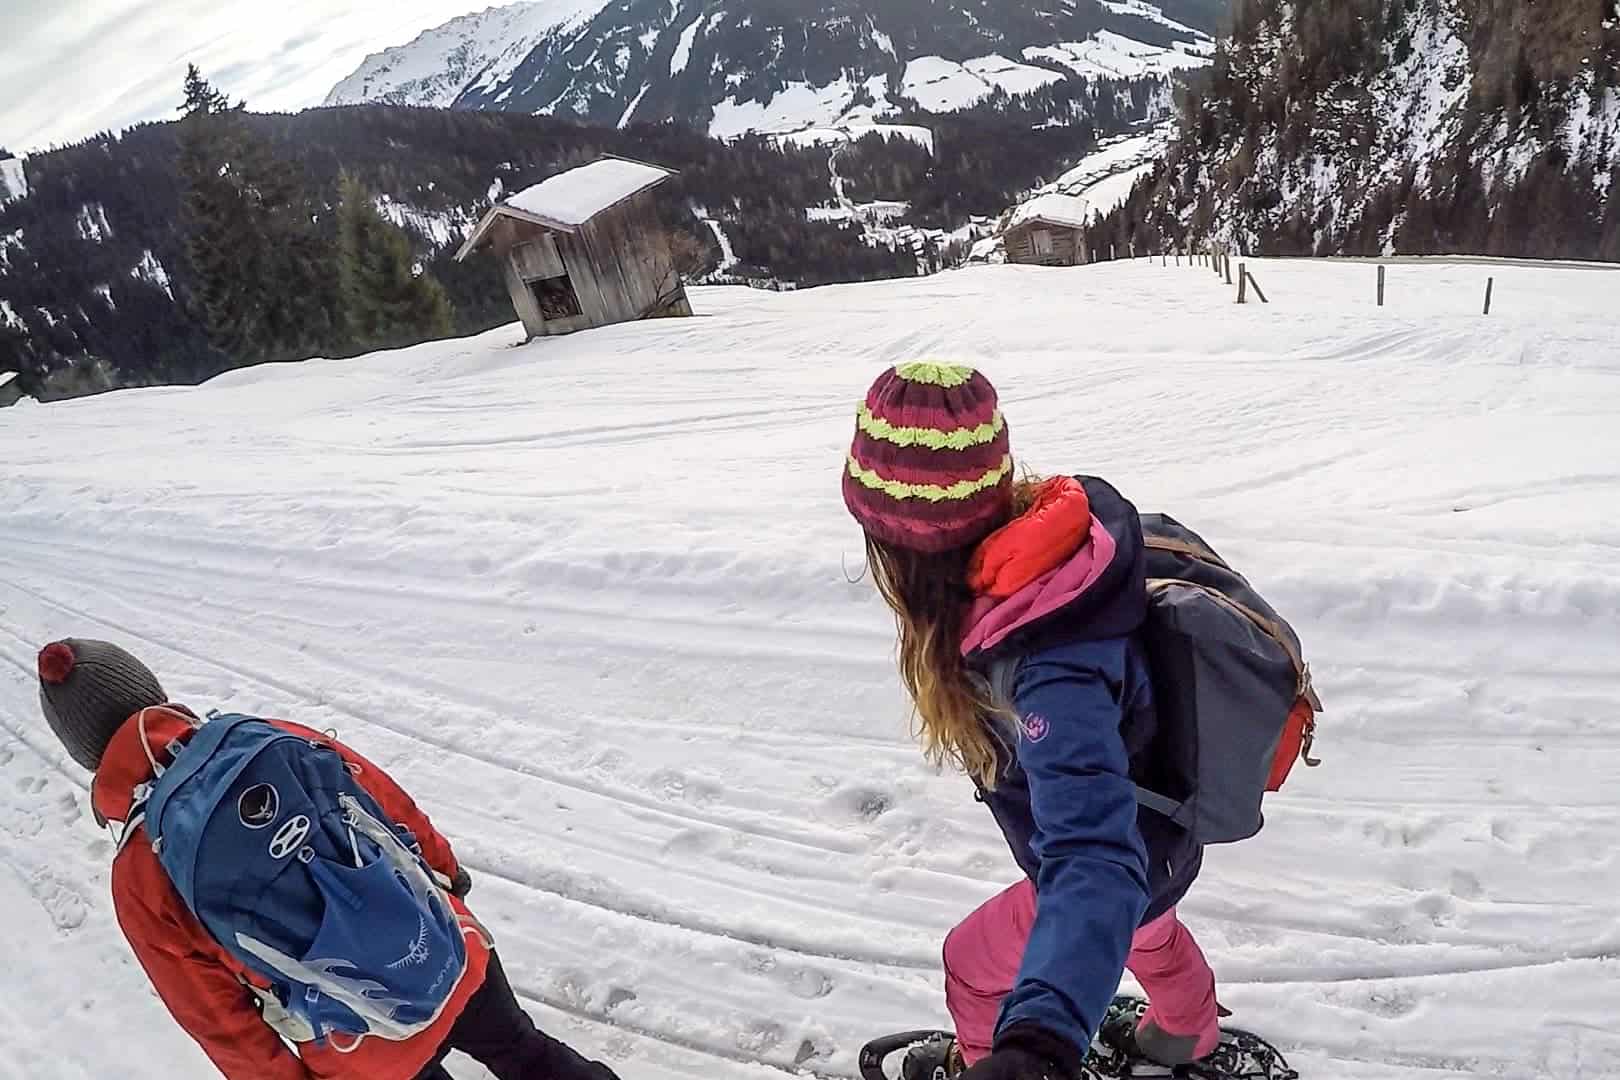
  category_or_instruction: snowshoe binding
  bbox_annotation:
[1091,996,1299,1080]
[859,999,1297,1080]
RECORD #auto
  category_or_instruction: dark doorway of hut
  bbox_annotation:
[530,275,583,321]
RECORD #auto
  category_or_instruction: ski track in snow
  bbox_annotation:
[2,260,1619,1078]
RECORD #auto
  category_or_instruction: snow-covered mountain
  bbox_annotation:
[325,0,1221,136]
[324,0,613,109]
[1105,0,1620,260]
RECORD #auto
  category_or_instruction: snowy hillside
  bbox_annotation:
[323,0,1218,137]
[1111,0,1620,260]
[0,156,26,205]
[3,260,1620,1078]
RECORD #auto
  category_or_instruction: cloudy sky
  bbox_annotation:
[0,0,521,154]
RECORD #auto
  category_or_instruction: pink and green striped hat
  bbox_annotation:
[843,362,1013,553]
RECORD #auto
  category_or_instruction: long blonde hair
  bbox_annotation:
[866,478,1043,787]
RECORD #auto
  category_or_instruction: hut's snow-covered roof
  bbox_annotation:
[1009,192,1092,231]
[506,158,673,228]
[456,157,676,260]
[0,372,18,390]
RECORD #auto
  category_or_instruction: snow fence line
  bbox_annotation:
[1111,244,1614,311]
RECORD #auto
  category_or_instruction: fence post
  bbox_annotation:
[1247,268,1270,304]
[1214,250,1223,278]
[1237,263,1248,304]
[1224,255,1233,285]
[1162,250,1167,267]
[1483,276,1494,315]
[1377,264,1386,307]
[1175,249,1181,266]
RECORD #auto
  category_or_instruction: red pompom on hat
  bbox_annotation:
[37,642,76,684]
[36,639,166,771]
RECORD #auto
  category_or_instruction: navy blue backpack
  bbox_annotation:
[133,714,468,1047]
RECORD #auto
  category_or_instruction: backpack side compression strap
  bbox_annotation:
[986,657,1188,824]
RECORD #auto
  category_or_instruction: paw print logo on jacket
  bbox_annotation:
[1020,713,1050,744]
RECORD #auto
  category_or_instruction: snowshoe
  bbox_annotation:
[1091,996,1299,1080]
[859,1030,960,1080]
[859,998,1297,1080]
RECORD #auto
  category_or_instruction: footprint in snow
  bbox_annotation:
[660,828,719,858]
[1346,984,1419,1019]
[734,1021,784,1055]
[795,1039,832,1066]
[826,785,894,823]
[1449,869,1484,900]
[741,950,835,1000]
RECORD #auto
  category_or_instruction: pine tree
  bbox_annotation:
[335,174,452,354]
[176,67,337,369]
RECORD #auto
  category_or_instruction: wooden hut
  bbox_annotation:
[455,157,693,339]
[1004,193,1092,267]
[0,372,21,409]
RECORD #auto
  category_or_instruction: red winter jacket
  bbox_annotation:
[90,706,490,1080]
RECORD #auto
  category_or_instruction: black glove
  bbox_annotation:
[959,1048,1062,1080]
[963,1025,1084,1080]
[450,866,473,898]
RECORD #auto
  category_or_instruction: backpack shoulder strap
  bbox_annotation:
[142,713,262,847]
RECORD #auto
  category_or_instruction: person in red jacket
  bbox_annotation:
[37,637,620,1080]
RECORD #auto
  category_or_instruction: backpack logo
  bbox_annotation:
[387,914,432,970]
[1021,713,1050,743]
[239,784,279,829]
[268,815,311,859]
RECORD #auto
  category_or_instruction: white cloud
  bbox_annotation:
[0,0,531,154]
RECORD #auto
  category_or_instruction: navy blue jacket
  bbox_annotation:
[967,477,1202,1065]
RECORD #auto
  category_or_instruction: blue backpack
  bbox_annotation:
[133,714,468,1047]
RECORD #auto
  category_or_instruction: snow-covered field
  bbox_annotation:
[1044,126,1173,215]
[987,125,1176,258]
[3,259,1619,1078]
[1024,31,1212,82]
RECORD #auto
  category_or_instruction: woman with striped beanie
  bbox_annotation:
[844,363,1219,1080]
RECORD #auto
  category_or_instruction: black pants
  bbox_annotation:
[416,951,620,1080]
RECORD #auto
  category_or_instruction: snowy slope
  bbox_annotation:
[996,125,1175,241]
[1025,31,1214,81]
[0,156,26,204]
[3,260,1620,1078]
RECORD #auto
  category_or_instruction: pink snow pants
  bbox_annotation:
[942,880,1218,1065]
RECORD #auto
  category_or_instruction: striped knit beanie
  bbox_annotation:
[37,639,166,771]
[843,362,1013,553]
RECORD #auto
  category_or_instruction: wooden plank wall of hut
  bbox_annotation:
[576,191,686,320]
[492,219,550,338]
[1005,224,1082,267]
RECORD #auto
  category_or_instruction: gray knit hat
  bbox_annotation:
[37,639,166,770]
